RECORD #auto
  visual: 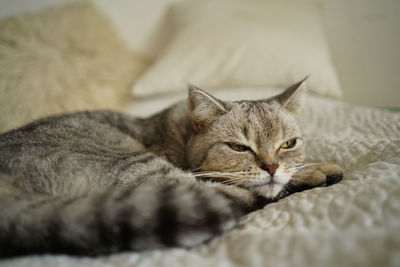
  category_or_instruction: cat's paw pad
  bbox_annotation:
[293,163,343,188]
[325,173,343,186]
[318,163,343,186]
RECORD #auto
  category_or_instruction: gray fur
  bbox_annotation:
[0,80,341,257]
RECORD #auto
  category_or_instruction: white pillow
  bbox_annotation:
[132,0,342,99]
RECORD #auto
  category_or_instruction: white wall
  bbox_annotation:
[0,0,399,108]
[321,0,400,108]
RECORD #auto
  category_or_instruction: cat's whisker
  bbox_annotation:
[291,176,311,183]
[191,166,203,172]
[292,168,314,173]
[193,173,258,179]
[294,163,321,170]
[193,171,258,175]
[193,172,254,185]
[202,175,249,181]
[291,165,318,173]
[221,181,244,186]
[196,176,257,182]
[219,178,248,185]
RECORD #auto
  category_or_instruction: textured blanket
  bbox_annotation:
[1,87,399,267]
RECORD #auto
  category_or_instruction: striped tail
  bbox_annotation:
[0,180,250,257]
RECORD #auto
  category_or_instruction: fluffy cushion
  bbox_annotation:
[132,0,341,99]
[0,1,149,133]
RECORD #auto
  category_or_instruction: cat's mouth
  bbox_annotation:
[251,181,282,189]
[254,181,278,187]
[250,181,284,198]
[192,171,286,198]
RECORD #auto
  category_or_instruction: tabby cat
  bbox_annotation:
[0,79,342,257]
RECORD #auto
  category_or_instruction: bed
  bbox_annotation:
[0,0,399,266]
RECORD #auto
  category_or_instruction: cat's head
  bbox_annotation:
[187,79,306,198]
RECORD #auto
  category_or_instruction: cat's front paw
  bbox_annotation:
[290,163,343,190]
[319,163,343,186]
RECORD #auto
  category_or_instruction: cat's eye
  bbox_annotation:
[227,143,249,152]
[280,138,297,149]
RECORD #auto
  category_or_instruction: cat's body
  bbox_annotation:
[0,81,342,257]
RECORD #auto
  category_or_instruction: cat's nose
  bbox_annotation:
[261,163,279,176]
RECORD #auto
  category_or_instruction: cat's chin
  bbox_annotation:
[252,182,284,198]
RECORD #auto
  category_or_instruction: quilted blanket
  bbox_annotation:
[1,87,399,267]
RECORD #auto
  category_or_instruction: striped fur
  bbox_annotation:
[0,80,342,257]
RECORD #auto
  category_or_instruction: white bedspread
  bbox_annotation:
[2,87,399,267]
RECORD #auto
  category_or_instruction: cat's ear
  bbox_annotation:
[188,84,228,132]
[272,77,307,116]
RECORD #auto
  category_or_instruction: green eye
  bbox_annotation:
[280,139,297,149]
[227,143,249,152]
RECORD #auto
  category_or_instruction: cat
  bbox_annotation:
[0,79,343,257]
